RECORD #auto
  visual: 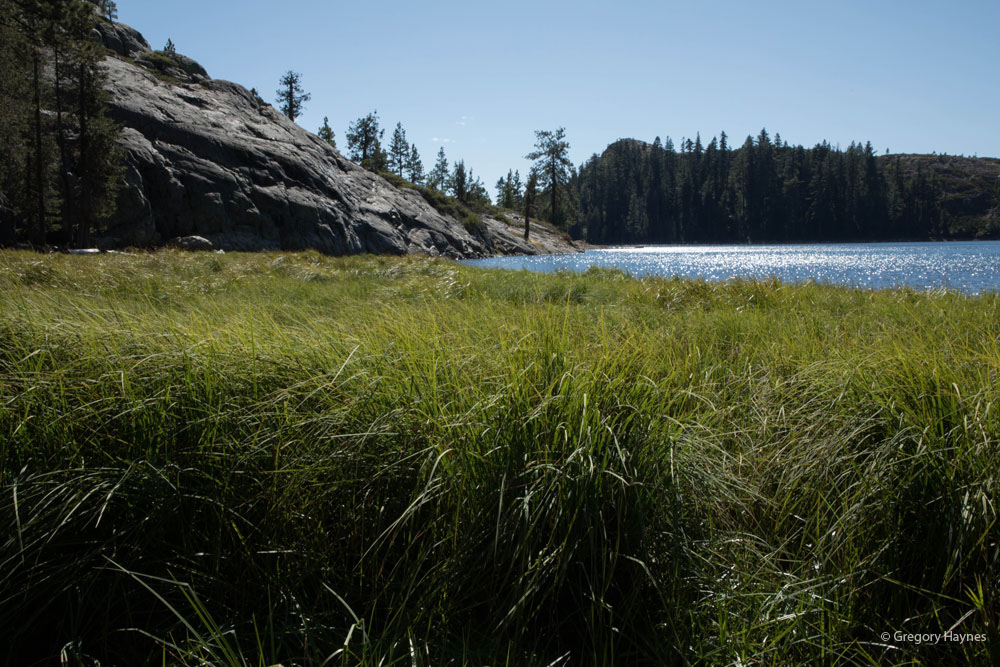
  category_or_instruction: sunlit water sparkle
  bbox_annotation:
[462,242,1000,294]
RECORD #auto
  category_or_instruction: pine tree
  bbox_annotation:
[510,170,524,209]
[275,70,310,122]
[496,170,519,209]
[428,146,449,191]
[27,27,49,244]
[95,0,117,21]
[523,168,539,241]
[72,35,124,247]
[0,0,31,244]
[345,111,386,171]
[526,127,573,227]
[406,143,424,184]
[449,160,468,202]
[466,169,490,206]
[20,0,78,244]
[5,0,123,246]
[388,122,409,178]
[317,116,336,149]
[54,36,75,236]
[62,0,123,246]
[164,39,176,56]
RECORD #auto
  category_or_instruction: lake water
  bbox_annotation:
[462,241,1000,294]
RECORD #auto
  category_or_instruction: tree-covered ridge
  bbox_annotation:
[574,132,1000,244]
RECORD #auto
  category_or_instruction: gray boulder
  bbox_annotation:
[167,235,214,251]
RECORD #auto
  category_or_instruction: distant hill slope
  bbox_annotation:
[575,137,1000,244]
[92,20,579,257]
[881,154,1000,236]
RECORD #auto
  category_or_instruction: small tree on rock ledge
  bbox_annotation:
[346,111,386,171]
[276,71,310,122]
[98,0,118,21]
[318,116,336,149]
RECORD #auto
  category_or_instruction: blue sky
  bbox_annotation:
[119,0,1000,195]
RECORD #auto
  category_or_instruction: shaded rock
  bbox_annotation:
[167,235,214,251]
[104,150,159,246]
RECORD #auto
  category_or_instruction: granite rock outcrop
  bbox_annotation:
[96,23,518,258]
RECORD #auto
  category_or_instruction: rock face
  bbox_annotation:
[92,20,150,60]
[477,214,586,255]
[97,23,497,258]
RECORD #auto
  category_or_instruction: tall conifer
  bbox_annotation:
[449,160,468,202]
[524,168,539,241]
[346,111,386,171]
[428,146,449,191]
[388,122,409,178]
[406,144,424,184]
[275,71,310,121]
[526,127,573,227]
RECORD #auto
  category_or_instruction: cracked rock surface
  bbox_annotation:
[99,23,493,257]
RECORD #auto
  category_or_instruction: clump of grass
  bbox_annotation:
[0,249,997,665]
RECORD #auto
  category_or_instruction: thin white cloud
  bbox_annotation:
[456,115,473,127]
[432,137,456,144]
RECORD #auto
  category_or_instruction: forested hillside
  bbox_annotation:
[573,132,1000,244]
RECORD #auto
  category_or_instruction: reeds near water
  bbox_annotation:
[1,250,997,665]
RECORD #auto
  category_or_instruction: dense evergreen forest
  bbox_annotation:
[572,132,1000,244]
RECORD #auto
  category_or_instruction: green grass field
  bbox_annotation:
[1,250,997,665]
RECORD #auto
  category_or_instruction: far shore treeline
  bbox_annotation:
[572,133,1000,244]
